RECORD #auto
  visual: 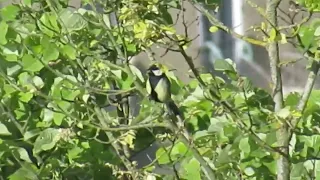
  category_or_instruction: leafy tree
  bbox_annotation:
[0,0,320,180]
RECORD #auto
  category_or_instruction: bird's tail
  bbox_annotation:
[166,100,182,118]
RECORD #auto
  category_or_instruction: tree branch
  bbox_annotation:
[288,20,320,148]
[177,37,286,156]
[265,1,289,180]
[297,62,320,111]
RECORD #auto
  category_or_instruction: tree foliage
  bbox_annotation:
[0,0,320,180]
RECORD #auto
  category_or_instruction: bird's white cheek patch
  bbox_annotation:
[152,69,163,76]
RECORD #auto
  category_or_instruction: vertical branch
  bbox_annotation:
[266,1,288,180]
[266,0,284,111]
[297,62,320,111]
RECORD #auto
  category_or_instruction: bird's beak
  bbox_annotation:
[168,68,177,72]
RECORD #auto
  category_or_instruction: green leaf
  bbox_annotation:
[21,54,44,72]
[82,94,90,103]
[276,107,291,119]
[18,92,33,103]
[285,92,300,109]
[193,130,210,141]
[304,90,320,117]
[33,128,61,154]
[290,163,306,179]
[244,167,255,176]
[62,44,76,60]
[42,41,59,62]
[3,84,16,95]
[67,146,83,162]
[102,14,111,28]
[155,147,170,165]
[0,123,11,136]
[216,144,232,164]
[209,26,219,33]
[298,26,316,48]
[24,35,42,55]
[316,161,320,179]
[38,12,60,37]
[129,65,145,83]
[23,0,32,7]
[18,72,35,91]
[3,43,19,59]
[33,76,44,89]
[183,158,201,180]
[0,21,9,45]
[111,69,122,79]
[24,129,41,141]
[5,54,18,62]
[262,157,277,174]
[121,75,134,90]
[42,108,54,122]
[81,141,90,149]
[269,28,277,42]
[0,5,20,21]
[298,135,320,155]
[53,112,65,126]
[214,58,236,73]
[160,7,173,25]
[315,26,320,36]
[16,148,32,163]
[280,33,287,44]
[8,164,39,180]
[239,137,250,154]
[170,142,189,158]
[59,9,87,32]
[7,64,21,76]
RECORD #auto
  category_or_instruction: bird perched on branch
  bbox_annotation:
[146,63,181,117]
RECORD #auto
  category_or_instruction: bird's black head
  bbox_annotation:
[148,64,159,71]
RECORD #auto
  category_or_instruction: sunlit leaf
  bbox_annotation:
[0,123,11,136]
[183,158,201,180]
[0,21,9,45]
[155,147,170,165]
[38,12,60,37]
[1,5,20,21]
[8,164,39,180]
[61,44,76,60]
[33,128,61,154]
[53,112,65,126]
[16,148,33,163]
[24,129,41,141]
[59,9,87,32]
[21,54,44,72]
[209,26,219,33]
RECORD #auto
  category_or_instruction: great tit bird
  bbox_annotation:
[146,63,181,117]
